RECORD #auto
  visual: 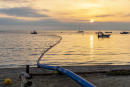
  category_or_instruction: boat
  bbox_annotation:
[78,31,84,33]
[30,30,37,34]
[98,34,110,38]
[77,27,84,33]
[98,32,110,38]
[105,31,112,33]
[120,31,129,34]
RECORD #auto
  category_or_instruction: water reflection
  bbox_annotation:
[90,35,93,58]
[41,31,130,66]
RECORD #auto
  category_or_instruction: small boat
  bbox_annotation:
[78,31,84,33]
[98,34,110,38]
[98,32,110,38]
[105,31,112,33]
[31,30,37,34]
[77,27,84,33]
[120,31,129,34]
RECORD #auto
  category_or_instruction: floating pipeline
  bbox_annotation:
[37,36,95,87]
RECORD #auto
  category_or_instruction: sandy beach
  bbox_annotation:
[0,65,130,87]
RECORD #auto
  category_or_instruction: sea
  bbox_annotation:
[0,30,130,68]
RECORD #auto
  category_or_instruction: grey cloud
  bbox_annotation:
[74,20,90,21]
[0,17,60,26]
[0,17,130,31]
[0,18,21,25]
[0,17,84,27]
[0,7,50,17]
[95,15,114,17]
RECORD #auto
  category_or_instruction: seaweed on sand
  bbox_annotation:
[107,69,130,76]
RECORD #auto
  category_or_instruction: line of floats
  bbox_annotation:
[37,36,95,87]
[32,30,129,86]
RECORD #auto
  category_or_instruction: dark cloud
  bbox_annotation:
[74,20,90,21]
[0,17,130,31]
[0,18,20,25]
[95,15,114,17]
[0,7,50,17]
[0,17,60,26]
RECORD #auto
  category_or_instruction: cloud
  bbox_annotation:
[0,18,20,25]
[95,14,115,17]
[123,14,130,17]
[74,20,90,22]
[42,9,50,12]
[0,17,130,31]
[0,7,50,17]
[0,17,60,26]
[0,0,30,3]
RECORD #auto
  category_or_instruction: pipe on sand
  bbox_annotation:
[37,36,95,87]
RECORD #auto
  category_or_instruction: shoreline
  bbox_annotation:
[1,65,130,87]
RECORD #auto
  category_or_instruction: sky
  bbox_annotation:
[0,0,130,30]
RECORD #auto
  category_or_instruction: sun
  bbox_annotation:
[90,20,93,22]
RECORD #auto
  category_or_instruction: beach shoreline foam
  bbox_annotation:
[0,65,130,87]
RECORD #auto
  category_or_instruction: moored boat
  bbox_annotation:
[105,31,112,33]
[77,27,84,33]
[98,34,110,38]
[77,31,84,33]
[98,32,111,38]
[120,31,129,34]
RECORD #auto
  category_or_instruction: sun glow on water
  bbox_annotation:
[90,35,93,56]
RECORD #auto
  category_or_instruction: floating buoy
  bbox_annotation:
[54,71,58,73]
[4,79,11,85]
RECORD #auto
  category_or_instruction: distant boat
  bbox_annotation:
[105,31,112,33]
[120,31,129,34]
[31,30,37,34]
[77,27,84,33]
[78,31,84,33]
[98,32,111,38]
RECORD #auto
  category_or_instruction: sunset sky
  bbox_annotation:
[0,0,130,30]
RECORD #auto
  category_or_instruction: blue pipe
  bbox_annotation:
[37,36,95,87]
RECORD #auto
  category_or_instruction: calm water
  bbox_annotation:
[0,30,130,68]
[0,30,60,68]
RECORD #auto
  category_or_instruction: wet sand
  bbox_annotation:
[1,65,130,87]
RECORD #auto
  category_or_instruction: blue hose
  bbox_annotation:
[37,36,95,87]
